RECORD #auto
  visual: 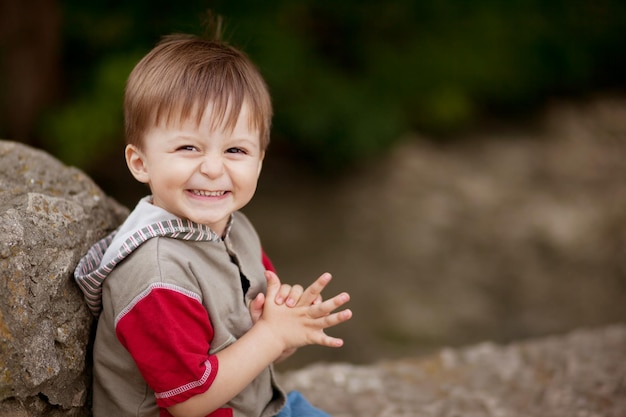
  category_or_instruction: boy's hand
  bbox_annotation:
[249,272,336,361]
[249,294,294,363]
[274,283,304,307]
[249,272,330,323]
[260,271,352,351]
[275,272,329,307]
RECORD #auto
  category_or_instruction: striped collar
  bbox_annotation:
[74,196,227,317]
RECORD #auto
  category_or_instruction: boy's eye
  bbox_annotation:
[226,147,246,154]
[177,145,197,152]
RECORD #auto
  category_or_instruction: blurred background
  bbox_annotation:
[1,0,625,370]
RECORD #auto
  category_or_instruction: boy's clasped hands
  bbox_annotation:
[249,272,352,362]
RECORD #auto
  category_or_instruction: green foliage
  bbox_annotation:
[43,0,626,170]
[40,53,139,166]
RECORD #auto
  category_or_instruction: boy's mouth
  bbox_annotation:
[189,190,227,197]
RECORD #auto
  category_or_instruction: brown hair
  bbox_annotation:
[124,34,272,150]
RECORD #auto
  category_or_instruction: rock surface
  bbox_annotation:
[0,140,128,416]
[279,324,626,417]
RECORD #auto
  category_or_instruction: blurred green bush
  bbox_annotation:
[37,0,626,170]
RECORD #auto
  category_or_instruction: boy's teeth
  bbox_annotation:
[192,190,225,197]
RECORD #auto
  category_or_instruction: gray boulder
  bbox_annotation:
[0,140,128,417]
[280,324,626,417]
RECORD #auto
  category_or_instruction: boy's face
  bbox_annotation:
[125,102,264,236]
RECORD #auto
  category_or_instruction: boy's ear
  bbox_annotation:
[125,144,150,184]
[257,151,265,176]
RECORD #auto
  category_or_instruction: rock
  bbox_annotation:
[279,324,626,417]
[0,140,128,417]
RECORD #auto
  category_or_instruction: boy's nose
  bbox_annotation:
[199,154,225,178]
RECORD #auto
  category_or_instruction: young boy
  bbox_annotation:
[74,34,352,417]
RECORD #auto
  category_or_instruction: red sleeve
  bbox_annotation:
[115,283,219,408]
[261,249,276,273]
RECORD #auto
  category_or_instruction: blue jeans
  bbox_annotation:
[276,391,332,417]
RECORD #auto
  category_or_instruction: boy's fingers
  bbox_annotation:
[320,308,353,329]
[249,293,265,323]
[251,292,265,309]
[275,284,291,305]
[299,273,332,306]
[311,292,350,317]
[309,294,352,336]
[286,284,303,307]
[264,270,281,298]
[315,334,344,348]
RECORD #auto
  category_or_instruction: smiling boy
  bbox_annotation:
[74,34,352,417]
[125,101,263,236]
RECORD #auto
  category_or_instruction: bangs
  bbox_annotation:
[154,64,261,134]
[125,35,272,148]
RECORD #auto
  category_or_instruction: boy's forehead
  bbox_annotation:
[156,101,261,136]
[162,99,250,125]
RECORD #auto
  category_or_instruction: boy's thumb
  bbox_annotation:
[249,292,265,323]
[252,292,265,308]
[264,270,280,295]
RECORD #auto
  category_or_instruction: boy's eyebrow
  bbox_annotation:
[168,132,261,146]
[159,133,199,143]
[171,133,200,140]
[228,135,262,147]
